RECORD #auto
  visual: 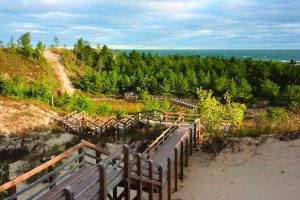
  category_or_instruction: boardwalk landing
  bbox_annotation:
[0,114,202,200]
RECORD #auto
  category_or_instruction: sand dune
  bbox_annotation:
[173,137,300,200]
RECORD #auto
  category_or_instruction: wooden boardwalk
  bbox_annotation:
[0,113,202,200]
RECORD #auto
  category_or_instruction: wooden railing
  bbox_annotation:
[142,117,181,158]
[1,116,204,200]
[0,140,112,200]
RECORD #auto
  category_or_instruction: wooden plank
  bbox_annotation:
[48,161,55,189]
[185,137,189,167]
[158,166,163,200]
[0,141,85,192]
[78,147,84,167]
[136,154,142,200]
[148,160,153,200]
[123,145,130,200]
[99,164,107,200]
[174,148,178,191]
[180,140,184,180]
[167,158,172,200]
[193,122,197,147]
[189,128,193,155]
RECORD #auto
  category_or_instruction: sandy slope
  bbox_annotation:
[43,50,75,95]
[173,137,300,200]
[0,100,58,135]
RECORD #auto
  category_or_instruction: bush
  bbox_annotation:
[71,94,92,113]
[96,103,112,116]
[196,88,246,137]
[116,109,127,119]
[143,99,172,111]
[259,79,280,100]
[284,84,300,108]
[54,92,71,109]
[143,99,160,111]
[265,107,287,121]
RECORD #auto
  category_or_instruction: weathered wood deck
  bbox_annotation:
[0,113,202,200]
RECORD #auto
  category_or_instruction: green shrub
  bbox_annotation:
[265,107,287,121]
[54,92,71,109]
[116,109,127,119]
[143,99,160,111]
[196,88,246,137]
[284,84,300,108]
[96,103,112,116]
[71,94,92,113]
[259,79,280,100]
[143,99,172,111]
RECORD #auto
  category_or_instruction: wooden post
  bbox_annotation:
[113,187,118,200]
[193,122,197,148]
[137,153,142,200]
[158,166,163,200]
[180,140,184,180]
[7,185,17,200]
[78,147,84,168]
[167,157,172,200]
[96,151,101,164]
[117,123,119,140]
[48,160,55,189]
[112,156,117,198]
[174,148,178,191]
[64,186,74,200]
[148,160,153,200]
[123,122,127,144]
[147,116,150,138]
[189,128,193,156]
[185,137,189,167]
[123,145,131,200]
[99,163,107,200]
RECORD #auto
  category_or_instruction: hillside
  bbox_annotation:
[0,48,58,85]
[0,49,61,135]
[43,50,75,95]
[0,98,57,135]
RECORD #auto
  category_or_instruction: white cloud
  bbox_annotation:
[27,12,84,19]
[175,29,212,37]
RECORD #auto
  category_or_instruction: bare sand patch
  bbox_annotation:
[0,100,58,135]
[173,137,300,200]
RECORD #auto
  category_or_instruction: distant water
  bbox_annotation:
[113,49,300,62]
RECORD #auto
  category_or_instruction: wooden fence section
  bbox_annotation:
[0,140,112,200]
[59,110,165,138]
[1,115,203,200]
[124,92,197,109]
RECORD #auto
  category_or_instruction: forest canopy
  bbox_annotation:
[72,38,300,107]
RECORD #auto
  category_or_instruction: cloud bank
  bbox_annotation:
[0,0,299,49]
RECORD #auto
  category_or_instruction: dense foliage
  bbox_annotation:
[196,88,246,137]
[71,38,300,107]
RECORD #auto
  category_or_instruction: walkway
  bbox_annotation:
[0,114,202,200]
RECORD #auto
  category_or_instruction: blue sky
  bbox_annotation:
[0,0,299,49]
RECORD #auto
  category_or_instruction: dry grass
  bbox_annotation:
[91,98,145,114]
[0,48,60,88]
[0,97,58,135]
[241,108,300,136]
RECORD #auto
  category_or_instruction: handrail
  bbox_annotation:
[142,117,181,157]
[1,115,203,200]
[0,140,110,193]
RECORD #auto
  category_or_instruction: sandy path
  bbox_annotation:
[43,50,75,95]
[173,138,300,200]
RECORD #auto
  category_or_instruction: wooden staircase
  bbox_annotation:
[0,113,203,200]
